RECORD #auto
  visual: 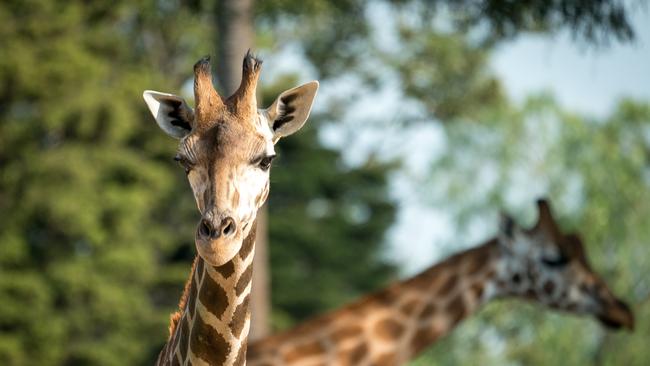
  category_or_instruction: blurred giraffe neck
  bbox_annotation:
[157,222,257,366]
[247,239,503,365]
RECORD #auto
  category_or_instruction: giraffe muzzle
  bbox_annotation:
[198,216,237,240]
[597,298,634,331]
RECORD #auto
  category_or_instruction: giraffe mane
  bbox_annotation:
[168,255,200,337]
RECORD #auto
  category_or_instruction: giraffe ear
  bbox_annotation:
[264,81,318,141]
[143,90,195,139]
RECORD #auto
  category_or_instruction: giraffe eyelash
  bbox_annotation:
[173,154,194,174]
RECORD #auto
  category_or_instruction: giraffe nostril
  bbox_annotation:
[199,219,212,238]
[221,217,236,237]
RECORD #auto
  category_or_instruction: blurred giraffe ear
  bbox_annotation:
[143,90,195,139]
[264,81,318,141]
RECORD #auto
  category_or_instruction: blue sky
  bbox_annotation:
[492,7,650,118]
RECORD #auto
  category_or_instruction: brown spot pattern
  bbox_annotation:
[284,340,326,363]
[410,327,440,354]
[190,312,229,365]
[235,264,253,296]
[400,299,420,315]
[188,278,198,318]
[215,261,235,279]
[169,329,180,358]
[464,255,484,275]
[198,276,229,319]
[374,352,397,366]
[374,318,405,340]
[471,283,484,301]
[196,259,204,282]
[336,342,367,366]
[160,340,171,364]
[229,295,250,338]
[437,274,457,297]
[170,355,181,366]
[239,225,256,260]
[233,345,246,366]
[446,296,466,326]
[179,315,189,360]
[419,302,438,319]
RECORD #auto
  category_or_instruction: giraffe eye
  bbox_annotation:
[258,155,276,171]
[174,154,193,174]
[542,255,570,268]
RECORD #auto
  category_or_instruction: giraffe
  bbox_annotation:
[247,199,634,366]
[142,52,319,366]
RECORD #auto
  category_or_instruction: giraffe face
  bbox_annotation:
[143,54,318,266]
[175,120,275,266]
[497,199,634,330]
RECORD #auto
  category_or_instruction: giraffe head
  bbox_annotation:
[496,199,634,330]
[143,53,318,266]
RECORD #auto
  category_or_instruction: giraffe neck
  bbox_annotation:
[158,222,257,366]
[247,239,505,366]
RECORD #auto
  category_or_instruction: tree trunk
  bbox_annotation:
[215,0,270,341]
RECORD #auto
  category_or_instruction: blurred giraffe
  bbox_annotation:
[143,53,318,365]
[247,199,633,366]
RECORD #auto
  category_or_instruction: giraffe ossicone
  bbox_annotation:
[143,53,318,365]
[248,199,633,366]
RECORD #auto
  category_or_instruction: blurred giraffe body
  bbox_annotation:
[142,53,318,365]
[248,200,633,366]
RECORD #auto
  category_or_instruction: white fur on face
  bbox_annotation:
[231,159,271,235]
[233,114,275,235]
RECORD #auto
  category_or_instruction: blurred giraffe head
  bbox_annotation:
[143,53,318,266]
[496,199,634,330]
